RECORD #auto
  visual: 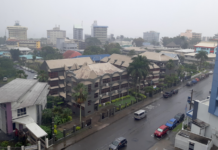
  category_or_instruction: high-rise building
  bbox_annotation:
[180,30,202,40]
[73,25,83,40]
[85,34,91,40]
[91,21,108,45]
[47,26,66,45]
[7,21,28,40]
[143,31,160,43]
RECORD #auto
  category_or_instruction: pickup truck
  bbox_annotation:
[171,89,178,94]
[163,91,173,98]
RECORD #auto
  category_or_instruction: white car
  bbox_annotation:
[209,71,213,74]
[33,75,38,79]
[134,110,147,120]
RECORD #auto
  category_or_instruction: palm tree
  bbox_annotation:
[176,65,184,77]
[72,83,88,126]
[195,51,208,70]
[38,70,48,82]
[166,59,175,75]
[127,55,151,92]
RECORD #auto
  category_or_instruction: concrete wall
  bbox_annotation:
[191,124,200,135]
[0,104,7,133]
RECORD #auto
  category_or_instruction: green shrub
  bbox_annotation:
[105,102,111,105]
[99,104,102,107]
[54,129,57,135]
[76,126,81,131]
[121,105,125,109]
[0,141,9,147]
[67,116,72,121]
[15,142,22,147]
[127,103,131,106]
[111,100,116,103]
[116,107,120,111]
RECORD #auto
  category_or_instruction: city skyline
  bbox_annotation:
[0,0,218,39]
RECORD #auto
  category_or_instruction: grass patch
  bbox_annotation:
[56,130,64,140]
[173,123,182,132]
[113,96,136,106]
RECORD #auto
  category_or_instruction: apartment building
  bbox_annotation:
[56,38,78,53]
[100,54,160,87]
[40,57,94,99]
[192,32,202,40]
[47,26,66,45]
[194,41,218,54]
[143,31,160,43]
[184,53,216,66]
[7,21,28,40]
[0,79,49,137]
[180,30,202,40]
[66,63,129,116]
[73,25,83,40]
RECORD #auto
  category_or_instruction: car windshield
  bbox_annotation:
[167,121,173,124]
[157,128,163,132]
[112,141,119,146]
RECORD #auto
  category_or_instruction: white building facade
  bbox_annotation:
[47,26,66,45]
[7,22,28,40]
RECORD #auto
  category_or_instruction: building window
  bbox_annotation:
[94,93,98,98]
[103,78,110,83]
[101,97,110,103]
[95,82,98,88]
[17,108,26,116]
[111,85,119,91]
[112,76,120,81]
[111,94,119,100]
[121,92,128,97]
[88,100,91,106]
[49,81,58,86]
[50,89,58,95]
[121,75,128,79]
[101,88,110,93]
[49,72,58,78]
[121,83,128,88]
[13,123,16,130]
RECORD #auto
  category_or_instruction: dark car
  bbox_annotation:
[192,79,197,84]
[174,113,185,123]
[109,137,127,150]
[186,81,193,86]
[171,89,179,94]
[163,91,173,98]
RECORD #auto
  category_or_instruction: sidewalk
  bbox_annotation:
[49,83,185,150]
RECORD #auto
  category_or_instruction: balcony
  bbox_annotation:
[49,86,59,90]
[59,75,65,80]
[48,77,59,81]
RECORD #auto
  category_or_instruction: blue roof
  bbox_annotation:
[19,55,42,60]
[0,51,10,55]
[73,54,110,62]
[186,109,193,118]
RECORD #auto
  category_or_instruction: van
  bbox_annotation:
[134,110,147,120]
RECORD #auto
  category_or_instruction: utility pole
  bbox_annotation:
[190,89,193,110]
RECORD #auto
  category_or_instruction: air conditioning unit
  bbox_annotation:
[100,94,102,98]
[115,90,118,93]
[106,83,109,87]
[106,92,108,96]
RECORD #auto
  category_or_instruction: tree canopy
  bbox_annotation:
[83,46,104,55]
[195,51,208,70]
[0,57,17,78]
[10,49,21,61]
[133,38,144,47]
[128,50,136,56]
[161,36,189,49]
[85,37,101,47]
[37,46,62,60]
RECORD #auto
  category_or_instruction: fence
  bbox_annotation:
[0,147,21,150]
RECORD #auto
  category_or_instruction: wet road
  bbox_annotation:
[66,75,213,150]
[15,66,37,79]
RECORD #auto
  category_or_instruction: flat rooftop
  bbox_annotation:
[174,49,195,53]
[185,53,216,58]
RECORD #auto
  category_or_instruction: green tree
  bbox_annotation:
[128,50,136,56]
[179,56,185,63]
[42,109,53,124]
[108,48,120,54]
[39,46,62,60]
[166,59,175,72]
[127,55,151,91]
[133,38,144,47]
[38,70,48,82]
[83,46,104,55]
[104,43,121,53]
[0,57,17,78]
[85,37,101,47]
[10,49,21,61]
[195,51,208,70]
[16,70,26,78]
[32,55,36,62]
[176,65,184,77]
[72,83,88,126]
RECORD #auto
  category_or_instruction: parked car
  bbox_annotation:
[195,78,200,82]
[33,75,38,79]
[3,77,7,82]
[171,89,179,94]
[209,71,213,74]
[186,81,193,86]
[154,125,169,138]
[109,137,127,150]
[191,79,197,84]
[174,113,185,123]
[165,118,177,129]
[134,110,147,120]
[163,91,173,98]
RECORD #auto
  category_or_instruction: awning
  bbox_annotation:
[48,77,58,81]
[13,116,47,138]
[59,76,65,80]
[94,89,99,93]
[102,75,110,79]
[112,82,119,86]
[59,92,66,98]
[80,81,92,85]
[121,81,128,84]
[152,78,159,82]
[152,71,160,74]
[121,89,128,93]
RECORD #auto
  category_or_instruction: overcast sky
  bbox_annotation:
[0,0,217,39]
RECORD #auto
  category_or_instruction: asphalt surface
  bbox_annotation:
[15,66,37,79]
[66,75,213,150]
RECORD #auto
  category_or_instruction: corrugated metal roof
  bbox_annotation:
[194,41,218,48]
[74,54,110,62]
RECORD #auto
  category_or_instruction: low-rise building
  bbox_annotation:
[174,49,195,56]
[100,54,160,87]
[40,57,94,99]
[66,63,129,116]
[0,51,11,58]
[194,41,217,54]
[17,40,41,49]
[74,54,110,62]
[184,53,216,65]
[56,38,78,53]
[165,42,180,48]
[10,47,32,55]
[19,54,42,60]
[0,79,49,138]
